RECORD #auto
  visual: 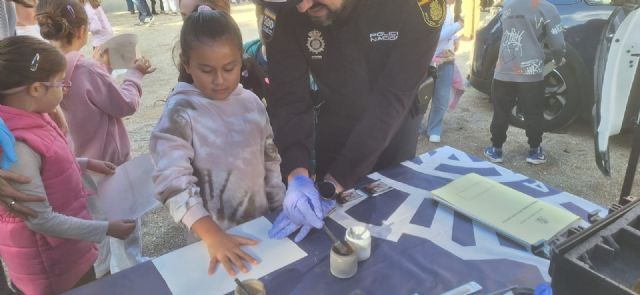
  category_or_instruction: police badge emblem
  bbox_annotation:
[306,30,325,55]
[417,0,446,28]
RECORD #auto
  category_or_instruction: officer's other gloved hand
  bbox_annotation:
[269,198,336,242]
[0,119,17,170]
[269,176,337,242]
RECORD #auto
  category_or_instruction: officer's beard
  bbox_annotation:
[307,0,356,26]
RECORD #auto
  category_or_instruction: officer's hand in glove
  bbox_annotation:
[269,198,336,242]
[284,175,324,226]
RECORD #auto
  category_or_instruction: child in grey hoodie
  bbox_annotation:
[484,0,565,164]
[150,7,284,277]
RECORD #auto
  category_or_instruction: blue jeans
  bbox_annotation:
[131,0,152,22]
[423,61,455,137]
[126,0,134,12]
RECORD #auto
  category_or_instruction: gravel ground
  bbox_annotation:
[96,1,640,258]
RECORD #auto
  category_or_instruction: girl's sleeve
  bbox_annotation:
[263,114,285,211]
[84,64,144,118]
[9,142,109,243]
[150,103,209,229]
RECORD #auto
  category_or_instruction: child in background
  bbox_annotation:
[80,0,113,49]
[420,0,464,143]
[150,7,284,276]
[177,0,229,19]
[14,2,42,39]
[35,0,155,277]
[0,36,135,295]
[161,0,177,15]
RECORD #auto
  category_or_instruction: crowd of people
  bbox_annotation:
[0,0,565,294]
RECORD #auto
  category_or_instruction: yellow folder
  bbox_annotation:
[431,173,580,248]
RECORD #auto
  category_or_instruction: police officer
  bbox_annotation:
[266,0,444,242]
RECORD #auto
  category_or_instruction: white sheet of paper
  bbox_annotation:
[92,154,159,220]
[152,217,308,295]
[102,33,138,70]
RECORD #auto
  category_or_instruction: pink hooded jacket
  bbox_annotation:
[62,51,143,165]
[0,105,97,295]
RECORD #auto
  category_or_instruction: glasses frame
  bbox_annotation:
[40,81,72,94]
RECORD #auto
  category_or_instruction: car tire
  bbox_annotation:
[508,57,580,132]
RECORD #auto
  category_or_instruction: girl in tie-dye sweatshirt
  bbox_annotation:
[150,8,284,277]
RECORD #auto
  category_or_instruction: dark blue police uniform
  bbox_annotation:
[265,0,444,188]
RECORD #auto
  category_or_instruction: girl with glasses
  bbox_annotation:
[0,35,136,295]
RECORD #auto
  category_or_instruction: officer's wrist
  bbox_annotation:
[288,168,310,183]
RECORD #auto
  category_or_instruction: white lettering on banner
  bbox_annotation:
[523,180,550,193]
[370,31,399,42]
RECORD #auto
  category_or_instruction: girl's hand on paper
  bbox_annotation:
[107,219,136,239]
[134,57,156,75]
[205,232,259,276]
[87,160,116,175]
[191,217,259,276]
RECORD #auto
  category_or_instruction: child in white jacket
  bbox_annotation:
[81,0,113,48]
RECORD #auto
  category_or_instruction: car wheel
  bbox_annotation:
[509,60,580,132]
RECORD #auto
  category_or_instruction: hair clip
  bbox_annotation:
[242,69,249,78]
[30,53,40,72]
[66,4,75,18]
[197,5,213,12]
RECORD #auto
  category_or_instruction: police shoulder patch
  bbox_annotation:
[261,7,277,42]
[417,0,446,28]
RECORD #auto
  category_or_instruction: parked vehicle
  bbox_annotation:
[593,0,640,175]
[469,0,614,131]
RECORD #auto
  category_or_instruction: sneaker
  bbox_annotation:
[526,147,547,164]
[484,146,503,163]
[429,135,441,143]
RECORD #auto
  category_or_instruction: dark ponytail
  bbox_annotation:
[178,9,243,83]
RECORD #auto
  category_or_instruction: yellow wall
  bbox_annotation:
[461,0,482,39]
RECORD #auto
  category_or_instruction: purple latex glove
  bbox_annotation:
[284,175,324,227]
[534,283,552,295]
[269,196,336,242]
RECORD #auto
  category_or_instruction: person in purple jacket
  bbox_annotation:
[36,0,155,278]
